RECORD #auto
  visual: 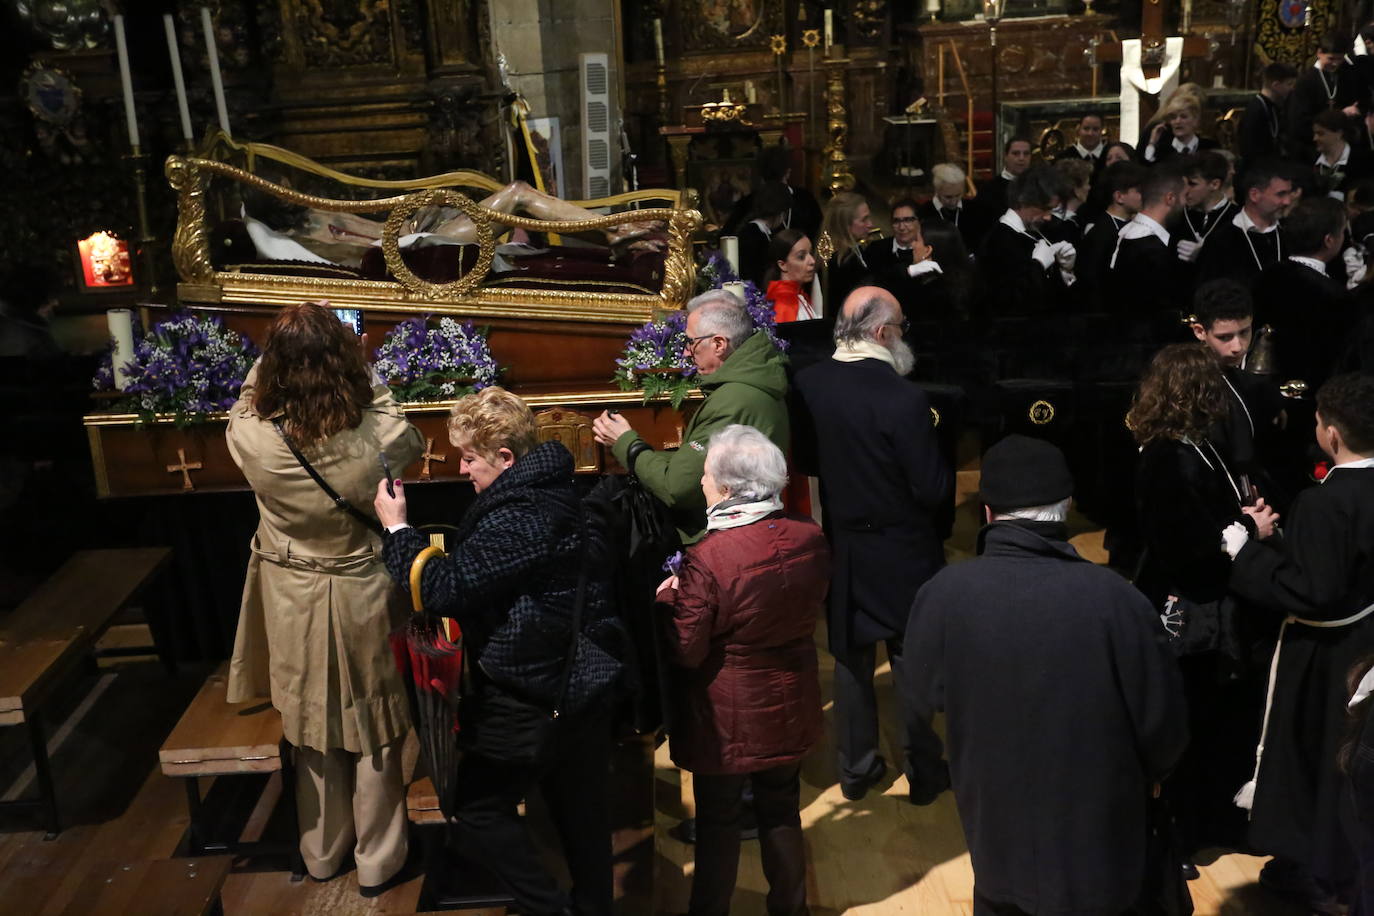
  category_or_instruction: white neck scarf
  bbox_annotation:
[706,495,784,531]
[832,338,897,369]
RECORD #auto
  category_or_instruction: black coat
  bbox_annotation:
[1252,259,1352,389]
[1313,144,1374,200]
[1195,220,1284,289]
[863,237,914,277]
[906,521,1189,915]
[736,221,773,290]
[976,176,1011,220]
[1147,135,1220,166]
[978,221,1068,316]
[1230,466,1374,886]
[1106,233,1178,316]
[1076,213,1129,309]
[1345,687,1374,916]
[792,357,950,654]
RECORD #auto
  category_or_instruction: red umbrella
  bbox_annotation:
[390,545,464,819]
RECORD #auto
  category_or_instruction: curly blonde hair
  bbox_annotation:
[1127,343,1230,447]
[447,386,538,462]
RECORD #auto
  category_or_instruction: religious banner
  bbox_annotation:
[1117,37,1184,147]
[1254,0,1335,67]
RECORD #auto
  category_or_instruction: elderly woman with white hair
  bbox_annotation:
[655,424,831,916]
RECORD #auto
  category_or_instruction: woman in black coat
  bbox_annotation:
[374,385,625,916]
[1128,343,1280,862]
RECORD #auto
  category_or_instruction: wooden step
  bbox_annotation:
[58,856,232,916]
[159,663,282,778]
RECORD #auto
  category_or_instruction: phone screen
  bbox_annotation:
[333,308,364,335]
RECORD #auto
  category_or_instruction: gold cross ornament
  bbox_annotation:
[419,437,447,480]
[166,447,203,491]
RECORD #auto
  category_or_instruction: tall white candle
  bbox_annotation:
[112,15,140,152]
[107,309,136,391]
[722,281,747,303]
[824,9,834,54]
[720,236,740,275]
[745,80,757,104]
[200,6,231,137]
[653,19,665,66]
[163,15,194,143]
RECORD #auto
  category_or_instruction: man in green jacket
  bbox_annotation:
[593,289,790,544]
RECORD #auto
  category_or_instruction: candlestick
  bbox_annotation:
[112,15,139,152]
[824,9,833,56]
[163,14,194,143]
[107,309,136,390]
[654,18,665,66]
[721,236,740,275]
[200,6,231,137]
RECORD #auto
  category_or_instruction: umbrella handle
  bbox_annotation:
[409,545,448,614]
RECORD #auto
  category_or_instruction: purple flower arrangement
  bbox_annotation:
[92,313,258,425]
[372,315,500,403]
[613,251,787,407]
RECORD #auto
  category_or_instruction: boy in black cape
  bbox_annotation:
[1225,372,1374,913]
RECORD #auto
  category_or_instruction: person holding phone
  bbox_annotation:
[1127,342,1280,867]
[226,301,424,895]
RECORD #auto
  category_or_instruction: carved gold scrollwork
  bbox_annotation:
[165,156,215,284]
[661,207,703,307]
[382,189,494,300]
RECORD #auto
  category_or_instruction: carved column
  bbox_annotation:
[823,60,855,194]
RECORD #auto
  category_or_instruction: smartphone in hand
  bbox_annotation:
[379,453,394,498]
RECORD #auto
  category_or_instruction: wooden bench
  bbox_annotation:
[58,855,233,916]
[159,662,304,879]
[0,547,171,838]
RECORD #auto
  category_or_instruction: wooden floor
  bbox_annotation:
[0,468,1309,914]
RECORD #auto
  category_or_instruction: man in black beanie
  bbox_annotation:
[905,435,1189,916]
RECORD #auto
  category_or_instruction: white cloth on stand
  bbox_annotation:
[1118,37,1186,147]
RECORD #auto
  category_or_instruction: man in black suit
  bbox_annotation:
[1106,162,1185,316]
[1240,62,1298,166]
[1289,31,1364,165]
[976,136,1033,218]
[978,165,1077,316]
[793,286,952,804]
[1195,160,1294,288]
[918,162,994,253]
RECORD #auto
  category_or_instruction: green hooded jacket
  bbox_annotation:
[612,329,790,544]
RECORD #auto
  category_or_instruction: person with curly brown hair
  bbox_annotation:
[227,301,424,896]
[1129,342,1282,870]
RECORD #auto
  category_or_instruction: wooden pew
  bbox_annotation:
[159,662,304,878]
[0,547,171,838]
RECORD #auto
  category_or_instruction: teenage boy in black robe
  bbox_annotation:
[978,165,1077,317]
[1290,31,1365,165]
[1195,161,1294,289]
[1105,162,1185,318]
[1225,372,1374,914]
[906,435,1188,916]
[1240,62,1298,165]
[1076,161,1146,310]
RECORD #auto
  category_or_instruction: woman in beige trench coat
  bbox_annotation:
[226,302,423,894]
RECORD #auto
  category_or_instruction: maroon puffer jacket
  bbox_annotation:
[659,512,831,775]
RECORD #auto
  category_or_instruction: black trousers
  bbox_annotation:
[690,763,807,916]
[449,715,614,916]
[832,636,945,793]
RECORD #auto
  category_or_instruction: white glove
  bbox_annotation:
[1345,245,1367,290]
[908,259,943,278]
[1176,239,1201,263]
[1051,241,1077,273]
[1031,239,1056,270]
[1221,521,1250,559]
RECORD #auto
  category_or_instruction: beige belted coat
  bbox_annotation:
[226,363,424,754]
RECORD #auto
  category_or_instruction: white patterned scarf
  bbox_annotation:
[706,495,784,531]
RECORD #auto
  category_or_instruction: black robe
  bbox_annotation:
[977,221,1069,317]
[792,357,950,655]
[1146,135,1220,167]
[863,238,914,277]
[976,176,1011,221]
[1313,145,1374,200]
[825,248,873,308]
[916,198,995,254]
[1167,200,1239,294]
[1106,233,1178,316]
[1239,92,1288,165]
[1195,220,1284,289]
[1076,213,1129,310]
[1252,259,1352,389]
[906,521,1189,915]
[736,221,772,290]
[1229,466,1374,887]
[1290,66,1362,162]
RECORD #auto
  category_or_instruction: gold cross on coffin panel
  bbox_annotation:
[166,447,202,491]
[419,437,447,481]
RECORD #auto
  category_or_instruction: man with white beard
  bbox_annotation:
[792,287,952,803]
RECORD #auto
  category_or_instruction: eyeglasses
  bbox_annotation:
[684,333,717,351]
[885,318,911,334]
[892,216,918,224]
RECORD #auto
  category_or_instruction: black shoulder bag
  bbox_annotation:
[272,419,384,537]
